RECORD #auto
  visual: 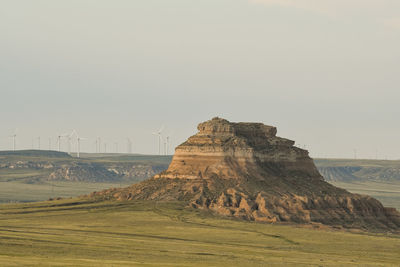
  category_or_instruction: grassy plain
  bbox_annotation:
[1,154,400,211]
[0,151,169,203]
[314,158,400,210]
[330,180,400,210]
[315,158,400,168]
[0,181,131,203]
[1,154,400,265]
[0,199,400,266]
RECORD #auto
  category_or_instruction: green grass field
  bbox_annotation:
[1,154,400,265]
[0,151,168,203]
[0,199,399,266]
[0,168,50,182]
[0,181,131,203]
[0,163,132,203]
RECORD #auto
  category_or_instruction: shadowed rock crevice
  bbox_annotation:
[92,117,400,231]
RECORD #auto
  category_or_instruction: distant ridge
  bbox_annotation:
[0,150,71,158]
[315,158,400,182]
[0,150,169,183]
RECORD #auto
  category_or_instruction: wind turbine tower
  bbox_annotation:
[166,136,170,155]
[10,134,16,151]
[164,131,173,155]
[77,136,87,158]
[152,125,164,155]
[70,130,86,158]
[57,135,61,151]
[115,142,118,153]
[127,138,132,154]
[67,135,71,154]
[98,137,102,153]
[57,133,68,152]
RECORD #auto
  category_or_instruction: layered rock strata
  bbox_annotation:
[93,118,400,230]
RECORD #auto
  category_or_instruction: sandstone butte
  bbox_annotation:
[92,117,400,231]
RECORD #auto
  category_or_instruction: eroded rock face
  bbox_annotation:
[155,118,318,181]
[93,117,400,231]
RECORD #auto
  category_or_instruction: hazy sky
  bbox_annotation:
[1,0,399,159]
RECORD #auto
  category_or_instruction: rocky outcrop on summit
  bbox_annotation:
[94,118,400,231]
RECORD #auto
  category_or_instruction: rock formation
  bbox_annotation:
[94,117,400,231]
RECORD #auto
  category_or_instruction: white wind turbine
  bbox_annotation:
[56,133,68,152]
[164,131,174,155]
[76,136,87,158]
[71,130,86,158]
[97,137,102,153]
[94,140,98,153]
[67,135,72,154]
[94,137,102,153]
[127,138,132,154]
[9,129,17,151]
[66,130,79,155]
[114,142,118,153]
[152,125,164,155]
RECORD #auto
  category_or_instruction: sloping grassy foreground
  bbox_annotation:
[0,199,399,266]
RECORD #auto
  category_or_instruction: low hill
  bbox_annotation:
[0,150,71,158]
[315,159,400,182]
[0,150,170,183]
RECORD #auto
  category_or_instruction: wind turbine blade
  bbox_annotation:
[71,129,79,138]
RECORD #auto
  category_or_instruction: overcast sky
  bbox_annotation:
[1,0,399,159]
